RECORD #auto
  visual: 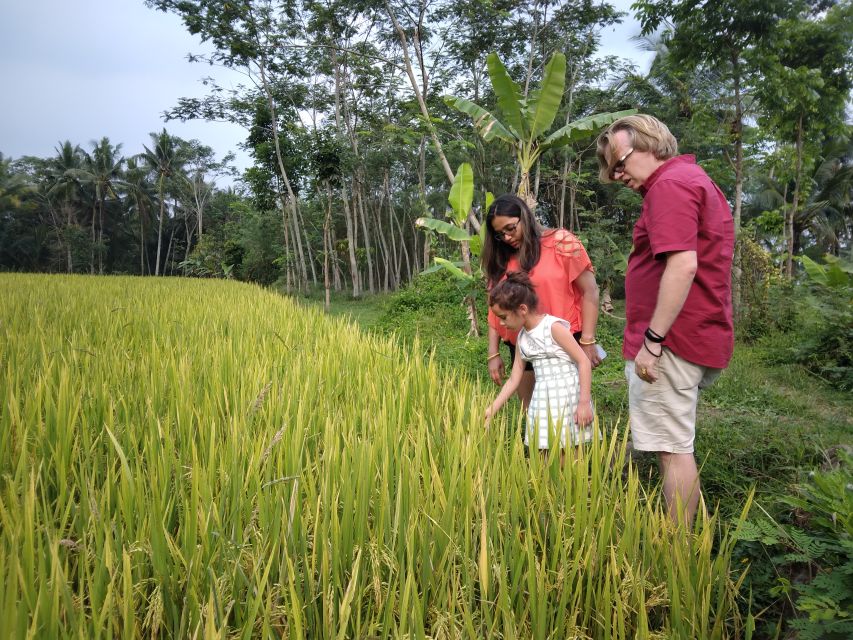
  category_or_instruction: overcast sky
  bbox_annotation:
[0,0,653,184]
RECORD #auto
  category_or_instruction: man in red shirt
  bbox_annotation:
[596,115,735,525]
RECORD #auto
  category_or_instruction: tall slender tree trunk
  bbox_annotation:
[383,170,401,289]
[731,55,745,315]
[330,221,342,291]
[289,198,308,285]
[786,115,804,279]
[184,213,195,271]
[372,196,392,291]
[386,3,454,185]
[418,138,431,270]
[341,179,361,297]
[330,43,360,297]
[324,181,332,312]
[302,220,318,286]
[65,205,74,273]
[355,177,375,293]
[155,177,165,276]
[196,185,204,237]
[281,195,293,292]
[165,224,176,276]
[333,39,374,295]
[254,56,303,291]
[90,200,97,274]
[98,195,106,274]
[139,201,146,276]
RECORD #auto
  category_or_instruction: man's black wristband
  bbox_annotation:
[644,327,665,343]
[643,339,663,358]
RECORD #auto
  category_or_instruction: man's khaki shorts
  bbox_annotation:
[625,348,722,454]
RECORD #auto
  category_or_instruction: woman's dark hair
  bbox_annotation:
[488,272,539,311]
[481,194,542,286]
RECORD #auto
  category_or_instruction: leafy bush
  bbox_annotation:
[735,450,853,639]
[734,235,781,341]
[376,271,490,380]
[577,218,630,301]
[791,255,853,391]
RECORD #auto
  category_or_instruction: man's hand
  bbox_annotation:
[634,343,660,384]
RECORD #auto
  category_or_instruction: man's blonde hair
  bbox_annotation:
[596,114,678,183]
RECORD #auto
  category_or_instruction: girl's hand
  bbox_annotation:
[575,401,593,427]
[484,405,495,426]
[488,355,505,385]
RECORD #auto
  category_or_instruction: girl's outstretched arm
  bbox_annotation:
[551,321,593,427]
[485,351,526,424]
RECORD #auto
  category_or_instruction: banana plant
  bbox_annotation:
[446,52,636,206]
[416,163,491,281]
[416,163,492,336]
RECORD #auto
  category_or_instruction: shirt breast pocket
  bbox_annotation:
[718,216,734,259]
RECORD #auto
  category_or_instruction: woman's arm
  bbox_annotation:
[575,270,602,368]
[551,230,601,368]
[487,324,505,385]
[551,321,593,427]
[485,349,526,422]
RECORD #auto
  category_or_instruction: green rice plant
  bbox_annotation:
[0,273,751,638]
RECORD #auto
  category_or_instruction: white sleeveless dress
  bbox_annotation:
[518,314,594,449]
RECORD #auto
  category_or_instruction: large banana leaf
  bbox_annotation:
[539,109,638,153]
[486,53,526,140]
[448,163,474,226]
[799,254,851,289]
[800,255,829,287]
[527,53,567,140]
[444,96,515,144]
[415,217,472,242]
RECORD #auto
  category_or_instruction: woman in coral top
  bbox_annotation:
[483,194,602,409]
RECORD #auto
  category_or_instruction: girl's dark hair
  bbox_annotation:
[488,272,539,311]
[481,194,542,286]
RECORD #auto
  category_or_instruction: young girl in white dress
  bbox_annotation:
[485,272,595,450]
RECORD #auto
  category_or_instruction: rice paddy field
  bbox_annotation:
[0,274,753,638]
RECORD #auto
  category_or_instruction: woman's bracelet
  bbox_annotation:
[643,339,663,358]
[487,352,501,361]
[578,337,597,345]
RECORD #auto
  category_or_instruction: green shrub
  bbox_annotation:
[790,255,853,391]
[735,450,853,639]
[735,235,781,341]
[376,271,490,380]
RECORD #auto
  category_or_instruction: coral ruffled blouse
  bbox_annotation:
[487,229,594,344]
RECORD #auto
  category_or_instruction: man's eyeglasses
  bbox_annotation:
[493,222,518,241]
[609,147,634,180]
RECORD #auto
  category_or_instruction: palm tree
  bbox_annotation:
[142,129,182,276]
[123,157,156,275]
[804,137,853,256]
[45,141,86,273]
[746,136,853,263]
[71,138,124,273]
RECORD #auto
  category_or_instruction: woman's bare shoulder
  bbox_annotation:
[542,228,583,255]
